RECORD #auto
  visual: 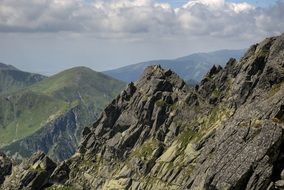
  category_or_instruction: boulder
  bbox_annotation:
[3,151,57,190]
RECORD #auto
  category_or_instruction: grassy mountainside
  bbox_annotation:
[0,92,69,146]
[0,63,46,95]
[104,49,245,83]
[30,66,124,107]
[0,66,125,160]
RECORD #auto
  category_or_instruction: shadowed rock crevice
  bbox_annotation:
[0,152,12,185]
[270,137,284,183]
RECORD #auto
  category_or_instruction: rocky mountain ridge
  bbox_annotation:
[2,34,284,189]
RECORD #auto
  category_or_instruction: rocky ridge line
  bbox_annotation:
[2,34,284,190]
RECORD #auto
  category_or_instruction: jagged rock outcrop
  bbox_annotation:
[2,151,57,190]
[4,34,284,190]
[79,65,188,159]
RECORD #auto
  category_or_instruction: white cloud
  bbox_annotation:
[183,0,225,9]
[0,0,283,41]
[228,2,254,13]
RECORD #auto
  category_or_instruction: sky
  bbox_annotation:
[0,0,284,75]
[159,0,279,7]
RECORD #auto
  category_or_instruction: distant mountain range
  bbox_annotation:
[0,64,125,161]
[103,49,246,84]
[0,63,46,95]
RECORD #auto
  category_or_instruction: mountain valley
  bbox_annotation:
[0,66,125,161]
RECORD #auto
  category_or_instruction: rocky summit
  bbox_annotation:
[2,34,284,190]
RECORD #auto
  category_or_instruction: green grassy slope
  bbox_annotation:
[30,66,123,104]
[0,66,125,148]
[0,92,69,145]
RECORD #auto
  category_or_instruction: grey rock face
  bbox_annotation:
[79,65,188,160]
[187,121,283,190]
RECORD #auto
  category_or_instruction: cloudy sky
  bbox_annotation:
[0,0,283,75]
